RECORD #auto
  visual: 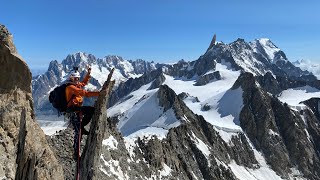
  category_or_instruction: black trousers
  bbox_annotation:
[66,106,95,130]
[66,106,95,157]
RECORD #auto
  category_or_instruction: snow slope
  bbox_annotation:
[117,92,180,136]
[109,62,242,137]
[278,85,320,111]
[164,63,242,131]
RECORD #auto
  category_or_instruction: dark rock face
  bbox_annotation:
[254,72,320,96]
[148,73,166,90]
[109,69,164,107]
[236,72,320,179]
[129,59,162,74]
[302,101,320,180]
[0,24,63,180]
[206,34,216,53]
[256,72,282,94]
[161,57,218,80]
[195,71,221,86]
[46,128,81,179]
[272,100,320,180]
[238,73,292,176]
[178,92,200,103]
[201,103,211,111]
[158,85,178,112]
[228,133,258,168]
[303,98,320,120]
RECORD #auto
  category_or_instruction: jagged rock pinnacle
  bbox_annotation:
[0,24,64,179]
[206,33,216,52]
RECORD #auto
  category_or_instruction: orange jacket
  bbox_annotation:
[65,72,100,107]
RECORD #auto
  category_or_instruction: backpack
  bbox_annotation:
[49,83,73,114]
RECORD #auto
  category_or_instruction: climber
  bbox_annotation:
[65,66,103,159]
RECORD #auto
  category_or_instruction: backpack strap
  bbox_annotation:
[65,83,76,109]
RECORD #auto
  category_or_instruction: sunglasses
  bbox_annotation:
[73,77,80,81]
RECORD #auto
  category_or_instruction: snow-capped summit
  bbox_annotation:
[203,37,311,78]
[250,38,281,63]
[63,52,97,68]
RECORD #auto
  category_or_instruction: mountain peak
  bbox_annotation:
[206,34,217,52]
[66,52,96,62]
[62,52,97,70]
[250,38,280,62]
[234,38,246,43]
[256,38,271,43]
[255,38,279,50]
[103,55,124,64]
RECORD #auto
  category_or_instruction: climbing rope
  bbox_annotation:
[76,111,82,180]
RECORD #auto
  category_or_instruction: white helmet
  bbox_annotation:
[69,71,80,80]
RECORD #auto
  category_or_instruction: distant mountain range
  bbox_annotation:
[32,36,320,179]
[30,67,47,77]
[31,52,161,113]
[32,38,316,114]
[293,59,320,79]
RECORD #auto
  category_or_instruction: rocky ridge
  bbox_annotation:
[235,72,320,179]
[0,24,63,179]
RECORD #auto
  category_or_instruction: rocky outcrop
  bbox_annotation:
[46,127,80,179]
[236,73,292,177]
[165,57,218,79]
[255,72,320,96]
[302,99,320,177]
[79,69,116,179]
[195,71,221,86]
[0,24,17,55]
[303,98,320,120]
[129,59,161,75]
[0,24,63,179]
[148,73,166,90]
[206,34,216,52]
[109,68,164,107]
[235,72,320,179]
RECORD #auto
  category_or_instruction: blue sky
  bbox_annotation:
[1,0,320,68]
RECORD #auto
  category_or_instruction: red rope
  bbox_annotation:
[76,111,83,180]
